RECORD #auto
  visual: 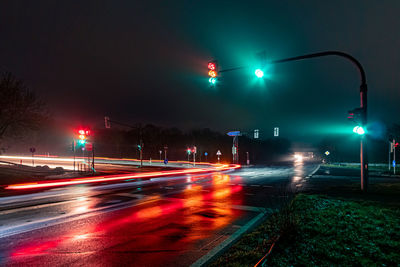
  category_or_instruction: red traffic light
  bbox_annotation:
[395,142,399,148]
[78,129,90,135]
[347,112,354,119]
[208,62,216,70]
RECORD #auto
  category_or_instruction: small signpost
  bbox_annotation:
[164,159,168,165]
[216,150,222,163]
[164,146,168,160]
[274,127,279,137]
[393,160,396,174]
[193,146,197,166]
[86,143,93,151]
[394,139,397,175]
[227,131,240,164]
[227,131,241,137]
[254,129,259,139]
[29,147,36,166]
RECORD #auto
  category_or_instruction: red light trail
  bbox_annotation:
[5,164,241,190]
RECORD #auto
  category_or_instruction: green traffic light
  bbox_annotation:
[353,126,365,135]
[209,77,217,85]
[255,69,264,78]
[78,139,86,146]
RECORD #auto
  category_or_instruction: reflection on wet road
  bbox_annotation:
[0,164,318,266]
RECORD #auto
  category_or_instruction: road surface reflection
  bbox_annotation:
[8,172,244,266]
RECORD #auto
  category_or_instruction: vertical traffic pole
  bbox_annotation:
[73,140,76,171]
[389,141,391,171]
[394,140,396,175]
[140,140,143,168]
[92,143,95,172]
[270,51,368,191]
[360,83,368,191]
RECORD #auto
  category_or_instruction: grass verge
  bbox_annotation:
[211,193,400,266]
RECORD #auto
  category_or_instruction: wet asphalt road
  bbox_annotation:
[0,162,319,266]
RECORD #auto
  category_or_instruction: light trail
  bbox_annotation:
[5,165,241,190]
[0,155,226,166]
[0,155,84,162]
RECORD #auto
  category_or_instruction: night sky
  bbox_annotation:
[1,1,399,143]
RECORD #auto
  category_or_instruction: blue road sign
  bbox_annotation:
[393,160,396,168]
[227,131,241,136]
[204,152,208,156]
[164,159,168,165]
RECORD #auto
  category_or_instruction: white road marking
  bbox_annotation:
[0,200,76,215]
[0,196,160,239]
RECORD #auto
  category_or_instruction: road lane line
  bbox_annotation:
[309,164,321,177]
[0,200,77,215]
[0,196,160,239]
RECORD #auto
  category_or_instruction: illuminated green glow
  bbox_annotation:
[353,126,365,135]
[255,69,264,78]
[209,77,217,84]
[78,139,86,145]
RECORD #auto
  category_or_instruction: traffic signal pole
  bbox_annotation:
[219,51,369,191]
[394,141,396,175]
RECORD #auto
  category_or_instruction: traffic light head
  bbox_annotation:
[208,61,218,85]
[209,77,217,84]
[255,69,264,78]
[187,148,191,155]
[208,70,217,78]
[76,128,90,147]
[78,139,86,145]
[208,62,216,70]
[353,126,365,135]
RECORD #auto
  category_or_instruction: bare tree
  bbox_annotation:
[0,72,48,141]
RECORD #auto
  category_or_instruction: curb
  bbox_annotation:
[191,207,267,267]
